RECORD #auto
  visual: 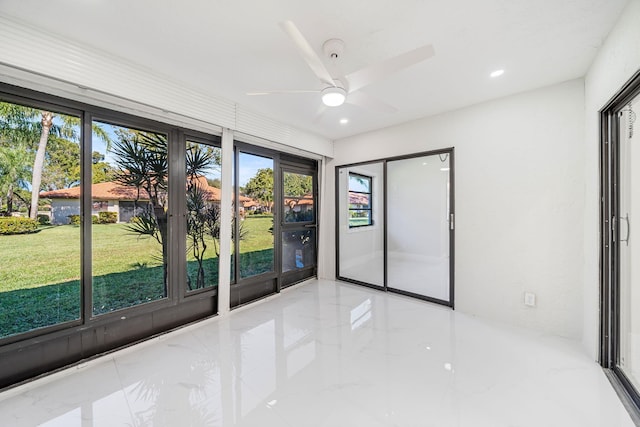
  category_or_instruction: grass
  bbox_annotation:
[0,216,275,338]
[240,215,274,277]
[349,217,371,227]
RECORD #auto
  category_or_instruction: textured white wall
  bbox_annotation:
[583,0,640,360]
[321,79,585,339]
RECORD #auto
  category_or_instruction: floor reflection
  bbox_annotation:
[0,279,635,427]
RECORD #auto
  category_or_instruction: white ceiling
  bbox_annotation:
[0,0,629,140]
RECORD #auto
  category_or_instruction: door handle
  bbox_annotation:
[621,214,631,246]
[304,224,317,228]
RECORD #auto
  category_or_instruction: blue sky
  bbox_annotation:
[92,121,270,186]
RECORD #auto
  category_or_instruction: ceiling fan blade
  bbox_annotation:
[280,21,337,88]
[345,44,435,93]
[247,89,319,96]
[312,104,327,124]
[347,91,398,114]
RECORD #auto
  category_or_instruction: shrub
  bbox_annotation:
[0,217,39,235]
[37,214,50,225]
[98,211,117,224]
[68,215,103,225]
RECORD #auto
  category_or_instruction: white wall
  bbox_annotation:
[321,79,585,339]
[50,200,79,225]
[583,0,640,360]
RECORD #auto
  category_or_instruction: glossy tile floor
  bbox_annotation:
[0,279,635,427]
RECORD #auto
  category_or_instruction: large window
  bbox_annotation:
[348,173,373,228]
[0,99,82,338]
[0,84,319,389]
[185,140,222,292]
[237,151,274,279]
[91,121,169,315]
[0,86,222,390]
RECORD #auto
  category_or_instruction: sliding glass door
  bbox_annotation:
[616,92,640,391]
[231,146,319,307]
[336,149,454,307]
[601,72,640,412]
[336,162,385,287]
[280,165,318,287]
[387,153,452,303]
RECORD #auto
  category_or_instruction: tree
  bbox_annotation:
[41,137,81,190]
[0,144,32,213]
[0,101,111,216]
[185,143,217,290]
[26,110,110,218]
[206,177,221,189]
[244,168,274,212]
[284,172,313,197]
[113,134,218,289]
[0,102,40,213]
[91,151,116,184]
[29,111,54,218]
[112,131,169,284]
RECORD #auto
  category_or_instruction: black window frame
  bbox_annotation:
[600,68,640,422]
[0,82,221,390]
[348,172,373,228]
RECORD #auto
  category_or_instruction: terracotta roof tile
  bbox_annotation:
[40,182,148,200]
[41,177,253,205]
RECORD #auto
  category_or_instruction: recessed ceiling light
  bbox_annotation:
[490,69,505,78]
[339,118,349,124]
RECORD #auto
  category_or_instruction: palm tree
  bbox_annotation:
[28,111,53,219]
[1,102,111,217]
[28,112,110,219]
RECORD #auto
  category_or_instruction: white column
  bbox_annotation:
[217,128,234,315]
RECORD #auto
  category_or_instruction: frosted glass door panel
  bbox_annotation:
[618,94,640,392]
[387,154,451,302]
[337,162,384,287]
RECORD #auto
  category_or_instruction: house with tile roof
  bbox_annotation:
[41,177,254,225]
[41,181,153,225]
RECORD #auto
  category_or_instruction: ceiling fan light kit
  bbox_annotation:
[251,21,435,114]
[321,86,347,106]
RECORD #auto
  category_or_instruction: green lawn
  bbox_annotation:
[0,216,274,338]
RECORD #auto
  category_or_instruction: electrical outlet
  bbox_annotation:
[524,292,536,307]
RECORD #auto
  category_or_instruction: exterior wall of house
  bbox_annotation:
[50,199,80,225]
[323,79,585,340]
[583,0,640,360]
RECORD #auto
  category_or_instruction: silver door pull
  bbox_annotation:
[621,214,631,246]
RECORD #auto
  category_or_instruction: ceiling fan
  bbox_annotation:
[247,21,435,113]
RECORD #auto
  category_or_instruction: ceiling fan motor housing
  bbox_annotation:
[323,39,345,60]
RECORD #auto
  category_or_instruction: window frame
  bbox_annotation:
[0,83,221,389]
[600,68,640,419]
[348,172,373,228]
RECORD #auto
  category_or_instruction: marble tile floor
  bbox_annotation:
[0,279,635,427]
